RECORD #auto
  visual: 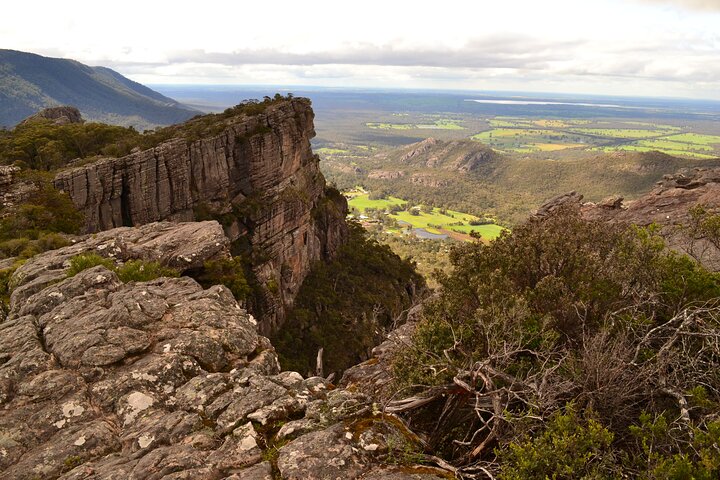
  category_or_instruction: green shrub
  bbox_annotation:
[115,260,179,283]
[0,170,84,253]
[35,233,70,252]
[0,238,31,258]
[629,413,720,479]
[0,261,22,309]
[498,405,618,480]
[0,119,141,170]
[194,256,250,301]
[66,252,115,277]
[265,278,279,295]
[391,205,720,469]
[66,254,178,283]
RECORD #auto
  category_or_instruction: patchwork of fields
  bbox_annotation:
[467,117,720,158]
[355,114,720,158]
[366,118,465,130]
[346,191,506,241]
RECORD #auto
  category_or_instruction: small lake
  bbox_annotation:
[413,228,448,240]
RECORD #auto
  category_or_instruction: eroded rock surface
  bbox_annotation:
[0,222,448,480]
[53,98,348,332]
[0,166,36,212]
[537,167,720,270]
[9,221,229,311]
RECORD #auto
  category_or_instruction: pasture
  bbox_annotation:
[348,193,507,240]
[469,118,719,158]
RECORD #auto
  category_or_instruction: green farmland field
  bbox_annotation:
[367,119,464,130]
[347,194,406,210]
[348,193,507,240]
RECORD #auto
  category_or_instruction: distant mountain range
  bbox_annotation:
[0,49,198,129]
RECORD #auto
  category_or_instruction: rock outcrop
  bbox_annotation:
[409,174,449,188]
[400,138,439,163]
[8,221,230,309]
[18,106,84,126]
[53,98,348,333]
[0,166,36,213]
[398,138,496,172]
[0,222,448,480]
[537,167,720,270]
[368,170,405,180]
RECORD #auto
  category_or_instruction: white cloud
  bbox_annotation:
[2,0,720,98]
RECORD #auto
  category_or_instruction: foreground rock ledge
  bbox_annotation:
[0,222,446,480]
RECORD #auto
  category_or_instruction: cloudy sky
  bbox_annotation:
[2,0,720,99]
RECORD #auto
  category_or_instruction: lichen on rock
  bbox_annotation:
[0,221,447,480]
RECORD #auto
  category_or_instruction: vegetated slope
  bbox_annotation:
[376,205,720,478]
[272,221,425,376]
[323,137,720,225]
[0,49,197,129]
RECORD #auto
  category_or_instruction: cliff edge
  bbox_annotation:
[53,98,348,333]
[537,167,720,270]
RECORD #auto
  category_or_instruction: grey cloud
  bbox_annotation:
[92,33,720,86]
[162,36,580,70]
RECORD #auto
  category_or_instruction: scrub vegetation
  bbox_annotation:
[390,205,720,478]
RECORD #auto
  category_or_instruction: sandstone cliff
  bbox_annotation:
[0,221,447,480]
[53,98,348,333]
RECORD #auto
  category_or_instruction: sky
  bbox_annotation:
[2,0,720,99]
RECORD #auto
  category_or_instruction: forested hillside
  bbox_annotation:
[0,49,197,129]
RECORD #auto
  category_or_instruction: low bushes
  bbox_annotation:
[67,253,178,282]
[391,205,720,476]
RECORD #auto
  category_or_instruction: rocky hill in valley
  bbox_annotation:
[324,137,720,224]
[0,49,197,129]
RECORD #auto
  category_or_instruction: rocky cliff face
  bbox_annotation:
[396,138,496,172]
[537,167,720,270]
[53,99,348,333]
[0,166,35,213]
[0,221,447,480]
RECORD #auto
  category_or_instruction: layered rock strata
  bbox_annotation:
[0,222,447,480]
[53,99,348,332]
